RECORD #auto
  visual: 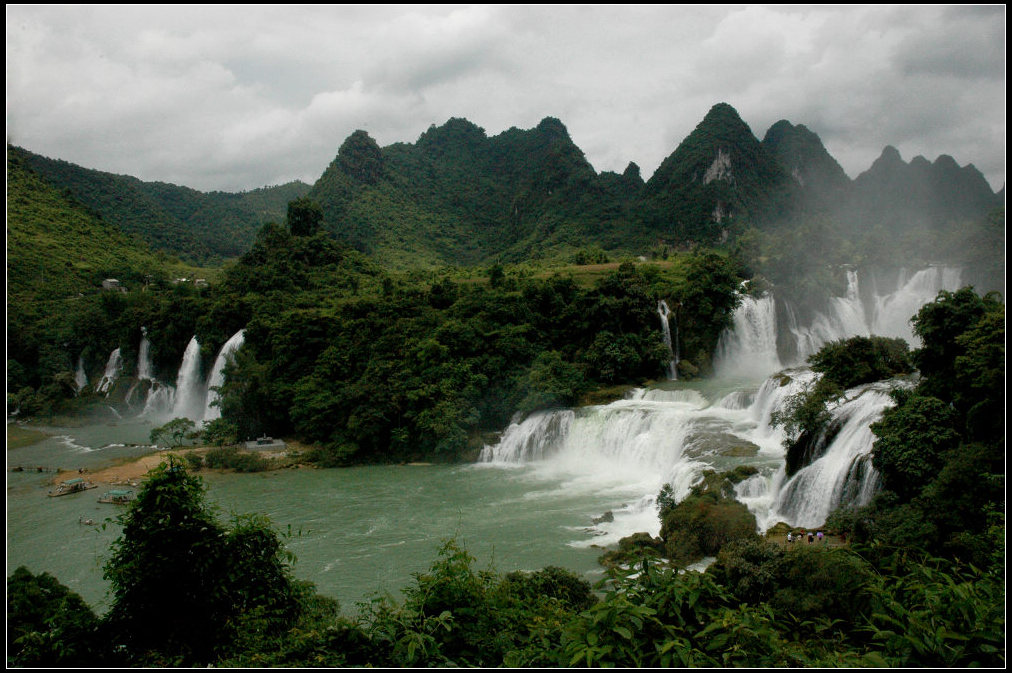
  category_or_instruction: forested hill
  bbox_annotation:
[308,117,653,266]
[10,103,1003,271]
[10,145,310,265]
[6,148,200,303]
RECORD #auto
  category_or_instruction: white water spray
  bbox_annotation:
[96,348,122,395]
[203,329,245,421]
[657,301,678,380]
[480,266,961,546]
[170,336,205,422]
[74,356,88,392]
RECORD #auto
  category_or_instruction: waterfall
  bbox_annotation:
[753,383,899,529]
[476,265,962,545]
[170,336,205,422]
[96,348,122,395]
[203,329,245,422]
[479,369,892,541]
[713,293,782,380]
[140,382,175,420]
[717,266,963,381]
[869,267,962,345]
[657,301,678,380]
[74,356,88,392]
[137,328,154,380]
[136,328,175,420]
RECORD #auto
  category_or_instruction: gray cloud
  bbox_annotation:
[6,5,1005,192]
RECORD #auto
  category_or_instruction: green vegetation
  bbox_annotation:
[149,417,198,447]
[6,104,1005,667]
[771,335,914,475]
[847,288,1005,566]
[6,149,220,417]
[13,145,310,265]
[100,458,320,666]
[203,228,741,462]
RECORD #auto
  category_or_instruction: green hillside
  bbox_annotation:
[6,147,217,399]
[6,147,207,302]
[12,146,310,265]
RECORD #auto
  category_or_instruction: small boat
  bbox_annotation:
[48,477,97,497]
[98,489,135,505]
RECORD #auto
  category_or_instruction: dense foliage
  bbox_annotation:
[6,148,220,417]
[845,287,1006,566]
[13,145,310,265]
[203,223,742,460]
[101,458,314,666]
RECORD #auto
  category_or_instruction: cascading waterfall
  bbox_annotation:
[74,356,88,392]
[137,328,153,381]
[96,348,122,395]
[713,292,782,380]
[657,301,678,380]
[480,266,962,544]
[868,267,962,344]
[170,336,205,422]
[203,329,245,422]
[741,382,901,530]
[136,329,176,420]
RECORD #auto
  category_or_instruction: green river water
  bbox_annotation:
[6,418,631,616]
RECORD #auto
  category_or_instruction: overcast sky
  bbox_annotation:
[6,5,1006,193]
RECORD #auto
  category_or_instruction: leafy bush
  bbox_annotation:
[204,445,270,472]
[102,458,306,665]
[7,566,102,667]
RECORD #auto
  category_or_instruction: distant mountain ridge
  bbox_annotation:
[10,146,310,265]
[9,103,1002,268]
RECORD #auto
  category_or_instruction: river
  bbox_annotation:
[6,417,643,616]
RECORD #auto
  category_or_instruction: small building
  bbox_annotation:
[102,278,126,292]
[244,436,287,451]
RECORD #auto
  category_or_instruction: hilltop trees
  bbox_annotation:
[287,197,324,236]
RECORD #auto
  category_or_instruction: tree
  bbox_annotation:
[103,458,230,663]
[870,393,960,501]
[7,566,102,667]
[286,197,324,237]
[149,417,197,447]
[102,458,309,665]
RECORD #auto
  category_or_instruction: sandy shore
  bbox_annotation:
[53,450,195,487]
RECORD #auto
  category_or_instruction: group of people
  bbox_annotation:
[786,529,824,545]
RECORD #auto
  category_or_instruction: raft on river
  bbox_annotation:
[48,477,97,497]
[98,489,135,505]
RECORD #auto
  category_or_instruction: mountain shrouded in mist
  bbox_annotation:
[9,102,1003,273]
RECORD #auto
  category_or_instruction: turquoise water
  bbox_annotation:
[6,421,626,615]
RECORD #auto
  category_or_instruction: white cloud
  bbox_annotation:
[6,4,1005,192]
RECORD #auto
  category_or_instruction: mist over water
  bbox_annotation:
[481,266,962,540]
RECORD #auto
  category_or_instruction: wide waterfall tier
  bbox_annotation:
[714,266,963,381]
[479,367,899,541]
[203,329,246,421]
